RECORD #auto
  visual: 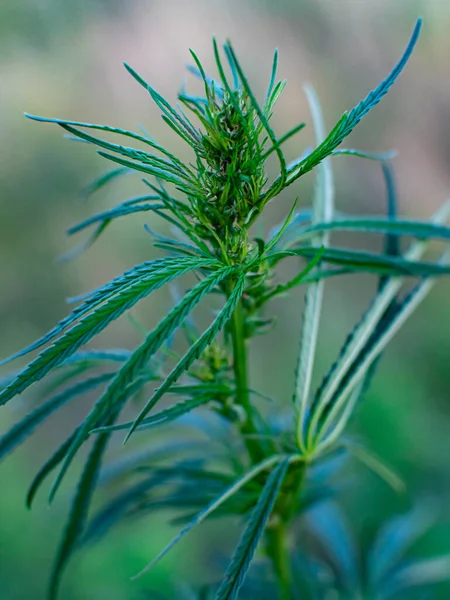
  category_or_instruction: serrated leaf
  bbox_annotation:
[49,372,155,502]
[91,394,215,434]
[0,256,213,368]
[48,419,116,600]
[0,257,215,404]
[61,123,192,178]
[67,201,165,235]
[306,201,450,449]
[0,373,113,461]
[283,20,421,187]
[289,246,450,277]
[215,458,290,600]
[132,455,284,579]
[25,113,185,168]
[96,150,197,194]
[296,217,450,242]
[126,270,245,439]
[316,245,450,448]
[49,266,234,493]
[123,63,200,146]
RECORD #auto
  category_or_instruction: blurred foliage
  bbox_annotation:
[1,0,450,599]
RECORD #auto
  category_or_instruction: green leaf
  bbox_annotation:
[96,150,197,194]
[91,394,215,434]
[49,266,235,492]
[316,245,450,449]
[264,49,279,107]
[263,198,299,255]
[59,123,194,183]
[79,166,132,198]
[0,257,215,405]
[48,420,116,600]
[49,373,155,502]
[381,161,400,257]
[330,148,397,161]
[67,201,165,235]
[294,85,334,452]
[60,349,131,367]
[345,442,405,493]
[126,270,245,440]
[288,246,450,277]
[1,256,210,368]
[123,63,200,146]
[26,431,78,508]
[215,458,290,600]
[266,19,421,193]
[225,42,288,195]
[25,113,185,168]
[258,246,325,305]
[0,373,114,461]
[307,201,450,450]
[296,217,450,242]
[132,455,285,579]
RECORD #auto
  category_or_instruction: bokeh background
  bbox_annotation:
[1,0,450,598]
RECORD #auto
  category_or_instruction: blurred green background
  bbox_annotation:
[1,0,450,598]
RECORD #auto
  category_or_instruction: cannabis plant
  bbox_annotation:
[2,17,450,599]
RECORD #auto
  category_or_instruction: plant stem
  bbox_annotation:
[228,288,264,463]
[230,299,251,419]
[266,463,307,599]
[265,520,293,600]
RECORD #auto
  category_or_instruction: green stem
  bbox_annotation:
[229,289,263,463]
[266,463,307,599]
[265,520,292,600]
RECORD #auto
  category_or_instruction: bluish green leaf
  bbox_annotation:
[0,373,113,461]
[296,218,450,242]
[48,419,116,600]
[80,166,132,199]
[132,455,285,579]
[288,246,450,278]
[266,19,421,194]
[215,458,289,600]
[294,85,334,452]
[0,257,215,404]
[91,394,215,434]
[126,270,244,439]
[49,266,235,492]
[26,431,78,508]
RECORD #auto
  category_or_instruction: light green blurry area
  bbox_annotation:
[1,0,450,598]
